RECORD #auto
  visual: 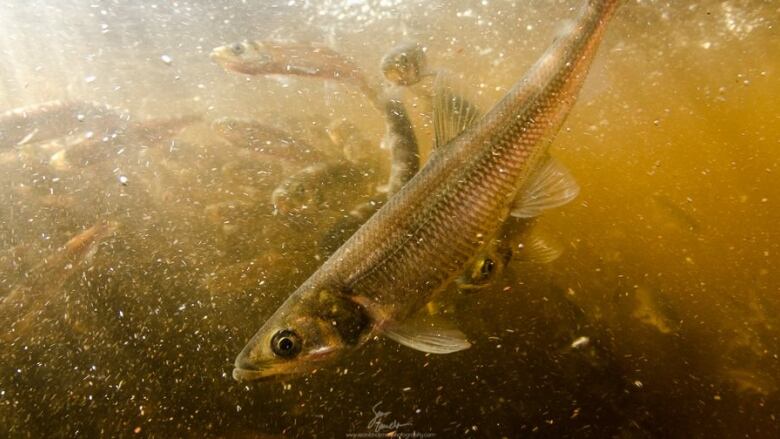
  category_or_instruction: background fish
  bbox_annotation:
[380,42,430,87]
[210,40,381,110]
[211,39,421,198]
[211,117,332,165]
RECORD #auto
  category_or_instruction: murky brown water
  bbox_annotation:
[0,1,778,437]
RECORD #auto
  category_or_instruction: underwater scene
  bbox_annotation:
[0,0,778,437]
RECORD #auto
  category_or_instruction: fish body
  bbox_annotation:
[326,119,381,167]
[271,162,373,216]
[651,194,702,232]
[211,117,330,165]
[0,100,127,147]
[233,0,622,381]
[210,40,380,108]
[380,97,420,196]
[1,221,118,340]
[48,114,199,171]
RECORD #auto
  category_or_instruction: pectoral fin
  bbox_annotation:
[380,313,471,354]
[511,156,580,218]
[432,72,482,149]
[516,228,564,264]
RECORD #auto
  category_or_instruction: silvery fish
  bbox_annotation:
[456,218,566,292]
[271,162,371,216]
[0,100,127,147]
[210,40,381,109]
[211,117,331,165]
[233,0,622,381]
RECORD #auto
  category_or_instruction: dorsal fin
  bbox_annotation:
[432,72,482,149]
[511,155,580,218]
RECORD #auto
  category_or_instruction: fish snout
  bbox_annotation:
[232,348,265,382]
[209,47,239,71]
[232,366,257,382]
[271,190,296,215]
[234,352,257,372]
[234,337,263,369]
[209,45,233,60]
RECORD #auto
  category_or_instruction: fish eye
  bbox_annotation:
[271,329,301,358]
[231,42,245,55]
[480,258,495,278]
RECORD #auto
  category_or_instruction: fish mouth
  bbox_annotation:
[231,362,303,382]
[209,48,240,69]
[209,48,258,75]
[232,367,273,382]
[209,48,227,62]
[232,353,303,382]
[232,347,337,382]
